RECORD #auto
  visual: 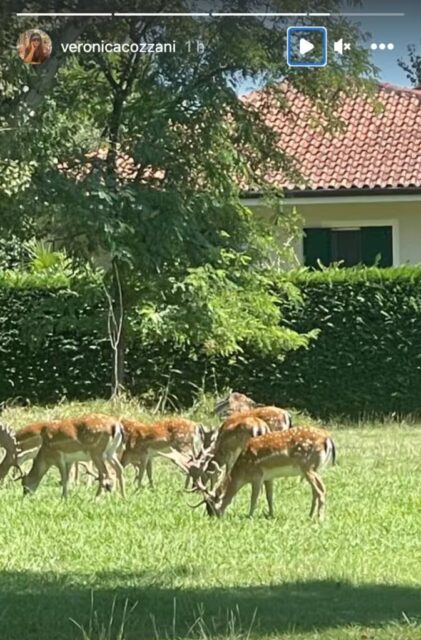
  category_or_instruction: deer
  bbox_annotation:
[163,403,294,491]
[120,417,205,489]
[161,412,270,490]
[0,420,87,485]
[175,427,336,520]
[214,392,257,418]
[19,414,126,498]
[215,392,292,428]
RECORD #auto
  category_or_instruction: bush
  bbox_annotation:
[0,270,112,403]
[234,266,421,419]
[2,265,421,419]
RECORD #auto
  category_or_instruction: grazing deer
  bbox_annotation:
[0,421,87,485]
[120,417,205,488]
[164,404,294,489]
[186,427,336,520]
[0,421,54,482]
[162,413,269,490]
[20,414,125,498]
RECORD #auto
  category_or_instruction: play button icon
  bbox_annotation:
[287,26,328,67]
[299,38,315,56]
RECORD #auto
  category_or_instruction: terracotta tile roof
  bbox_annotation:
[244,82,421,192]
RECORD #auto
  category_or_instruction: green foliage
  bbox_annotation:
[0,1,378,391]
[398,41,421,87]
[0,268,110,403]
[260,266,421,418]
[3,264,421,420]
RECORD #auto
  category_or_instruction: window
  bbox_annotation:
[303,225,393,268]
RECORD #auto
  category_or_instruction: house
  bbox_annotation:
[244,83,421,267]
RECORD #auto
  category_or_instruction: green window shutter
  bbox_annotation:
[303,228,331,268]
[361,226,393,267]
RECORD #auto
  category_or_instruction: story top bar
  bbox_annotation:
[16,11,406,18]
[113,12,308,17]
[17,12,113,16]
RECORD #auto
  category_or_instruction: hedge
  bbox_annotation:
[1,266,421,419]
[233,266,421,419]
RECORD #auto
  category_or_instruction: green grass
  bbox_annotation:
[0,399,421,639]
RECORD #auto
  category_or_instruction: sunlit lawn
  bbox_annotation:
[0,399,420,639]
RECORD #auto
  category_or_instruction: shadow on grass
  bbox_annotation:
[0,570,420,639]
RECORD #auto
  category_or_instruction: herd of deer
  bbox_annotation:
[0,392,336,520]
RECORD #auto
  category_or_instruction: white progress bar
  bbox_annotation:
[16,12,406,18]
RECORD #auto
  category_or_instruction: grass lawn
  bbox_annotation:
[0,399,421,639]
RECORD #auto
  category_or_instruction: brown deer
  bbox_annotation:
[215,392,292,427]
[214,392,257,418]
[0,420,88,485]
[0,421,54,482]
[163,403,294,489]
[186,427,336,520]
[20,414,125,498]
[120,417,205,488]
[162,412,269,490]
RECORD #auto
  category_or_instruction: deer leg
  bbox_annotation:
[249,478,263,518]
[303,470,324,521]
[91,456,111,496]
[146,458,154,488]
[58,461,71,499]
[312,472,326,520]
[135,454,149,489]
[264,480,274,518]
[108,457,125,498]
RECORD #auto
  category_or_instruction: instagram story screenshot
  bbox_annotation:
[0,1,420,639]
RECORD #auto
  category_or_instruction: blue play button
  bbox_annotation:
[287,26,328,68]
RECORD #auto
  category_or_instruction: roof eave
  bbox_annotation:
[242,186,421,199]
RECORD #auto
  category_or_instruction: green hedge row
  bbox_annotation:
[1,266,421,419]
[0,272,112,403]
[236,267,421,419]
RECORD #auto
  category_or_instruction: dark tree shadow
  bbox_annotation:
[1,569,421,639]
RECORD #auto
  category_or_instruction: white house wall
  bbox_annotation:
[249,198,421,267]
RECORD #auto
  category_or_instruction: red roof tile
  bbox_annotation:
[244,82,421,192]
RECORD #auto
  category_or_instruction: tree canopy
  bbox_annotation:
[0,1,377,393]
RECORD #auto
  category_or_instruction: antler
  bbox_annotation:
[13,467,25,481]
[157,449,192,473]
[0,424,19,463]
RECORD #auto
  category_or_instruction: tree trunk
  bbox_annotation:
[112,322,125,396]
[108,258,125,399]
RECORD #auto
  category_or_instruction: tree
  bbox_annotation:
[398,42,421,87]
[0,0,376,399]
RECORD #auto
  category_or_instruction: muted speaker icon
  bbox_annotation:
[334,39,351,55]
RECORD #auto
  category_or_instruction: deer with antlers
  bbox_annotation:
[173,427,336,520]
[0,421,89,485]
[0,421,54,482]
[164,405,293,490]
[18,414,125,498]
[120,417,205,488]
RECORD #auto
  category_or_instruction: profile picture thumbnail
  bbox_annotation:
[17,29,52,65]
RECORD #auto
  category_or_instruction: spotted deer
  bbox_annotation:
[162,412,269,489]
[185,427,336,520]
[0,421,55,482]
[120,417,205,488]
[0,420,87,485]
[214,392,257,418]
[215,392,292,428]
[20,414,125,498]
